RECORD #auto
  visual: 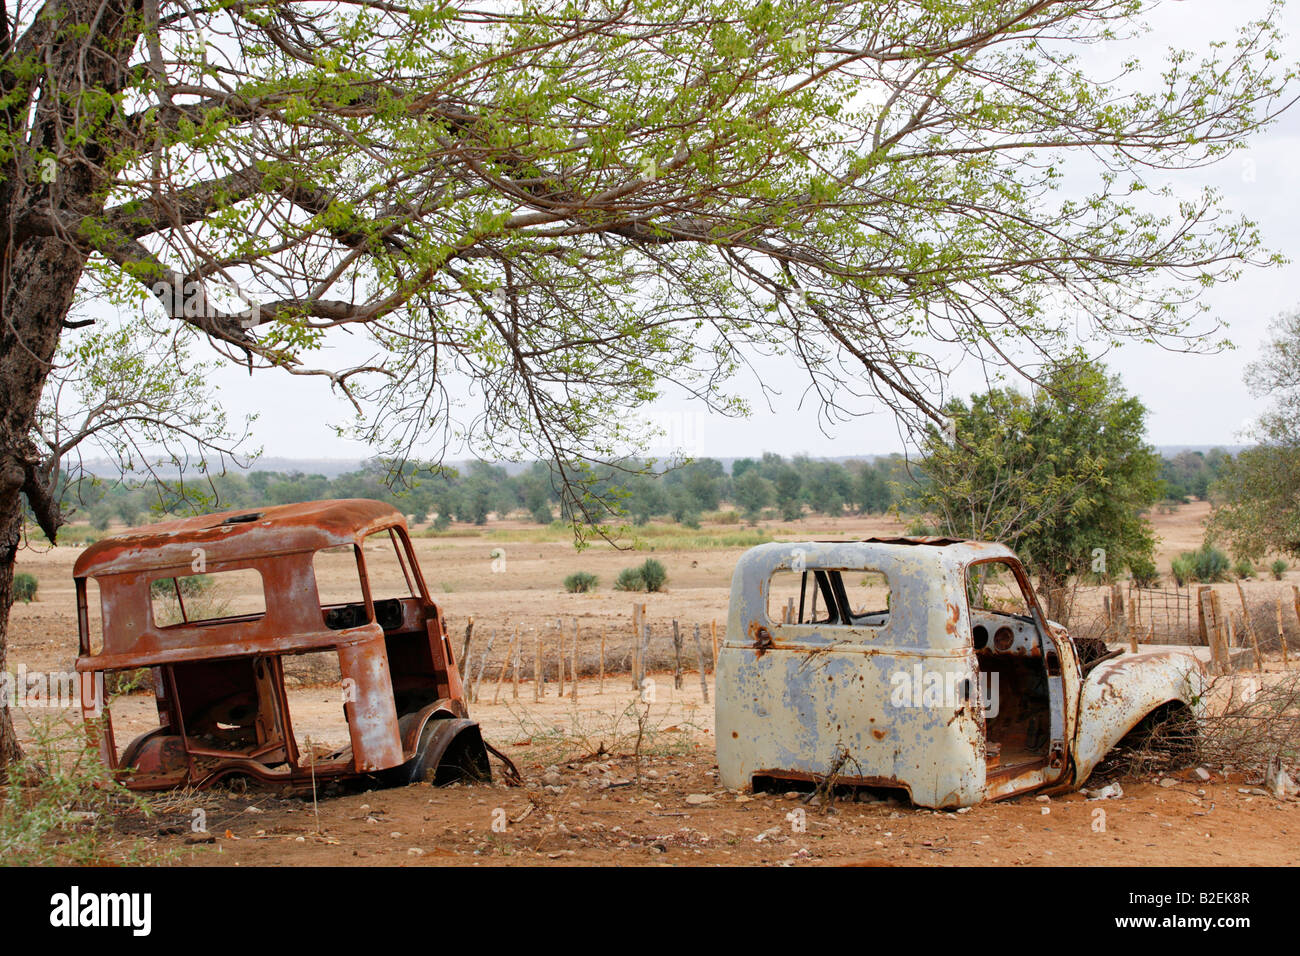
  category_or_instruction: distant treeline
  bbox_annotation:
[45,447,1233,532]
[1158,448,1231,503]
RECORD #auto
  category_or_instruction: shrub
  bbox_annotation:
[1129,557,1159,588]
[1234,558,1256,580]
[1271,558,1289,581]
[614,559,669,592]
[614,567,645,592]
[563,571,598,593]
[1189,544,1231,583]
[13,572,37,603]
[1173,545,1230,585]
[149,574,212,597]
[639,558,668,592]
[906,518,939,536]
[0,716,164,865]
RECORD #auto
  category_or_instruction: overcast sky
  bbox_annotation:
[198,1,1300,465]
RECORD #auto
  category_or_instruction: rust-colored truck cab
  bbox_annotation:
[73,499,494,791]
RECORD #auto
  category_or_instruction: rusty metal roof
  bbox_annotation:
[74,498,406,578]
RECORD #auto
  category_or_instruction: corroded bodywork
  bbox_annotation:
[716,539,1206,808]
[74,499,495,791]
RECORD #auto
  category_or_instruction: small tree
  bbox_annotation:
[732,470,774,522]
[910,361,1161,623]
[1210,309,1300,559]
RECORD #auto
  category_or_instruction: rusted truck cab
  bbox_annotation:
[74,499,491,791]
[716,539,1206,808]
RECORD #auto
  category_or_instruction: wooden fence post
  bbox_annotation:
[571,618,579,702]
[639,621,651,690]
[556,620,565,698]
[534,631,543,701]
[493,628,517,704]
[472,628,496,703]
[692,623,709,704]
[672,620,683,690]
[1276,597,1291,669]
[1211,591,1232,672]
[631,604,642,690]
[599,628,606,694]
[1127,596,1137,653]
[1200,589,1224,675]
[512,628,521,700]
[460,617,475,683]
[1236,582,1263,672]
[1197,586,1211,646]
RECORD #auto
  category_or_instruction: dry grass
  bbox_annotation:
[1097,670,1300,785]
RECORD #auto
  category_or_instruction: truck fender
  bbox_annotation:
[1071,648,1206,787]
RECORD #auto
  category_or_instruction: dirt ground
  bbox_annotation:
[7,502,1300,866]
[78,669,1300,869]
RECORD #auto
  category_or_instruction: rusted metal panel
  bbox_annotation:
[73,499,402,579]
[72,499,489,792]
[338,636,404,772]
[77,552,336,669]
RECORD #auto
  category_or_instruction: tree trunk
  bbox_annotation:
[0,0,142,770]
[1038,572,1072,626]
[0,239,92,769]
[0,503,25,767]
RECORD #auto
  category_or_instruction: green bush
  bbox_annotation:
[13,572,37,603]
[613,559,669,592]
[149,574,212,598]
[1190,544,1231,583]
[0,716,164,865]
[1172,545,1230,584]
[614,567,645,591]
[1234,558,1256,580]
[639,558,668,592]
[1129,557,1159,588]
[1271,558,1289,581]
[563,571,598,593]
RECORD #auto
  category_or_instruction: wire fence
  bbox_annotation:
[1065,579,1300,658]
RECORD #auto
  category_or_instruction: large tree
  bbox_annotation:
[0,0,1294,764]
[909,360,1162,622]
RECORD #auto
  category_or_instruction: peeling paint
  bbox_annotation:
[716,539,1207,809]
